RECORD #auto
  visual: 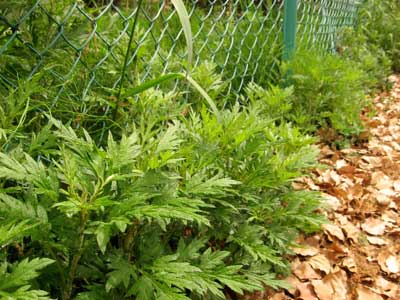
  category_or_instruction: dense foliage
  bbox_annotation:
[281,50,367,137]
[277,0,399,139]
[0,80,325,299]
[359,0,400,72]
[0,0,399,299]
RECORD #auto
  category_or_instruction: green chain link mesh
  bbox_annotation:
[297,0,360,52]
[0,0,360,101]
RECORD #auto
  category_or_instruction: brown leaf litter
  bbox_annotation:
[243,75,400,300]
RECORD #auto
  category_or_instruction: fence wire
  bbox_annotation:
[0,0,360,102]
[297,0,360,52]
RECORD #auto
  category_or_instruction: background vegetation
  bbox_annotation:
[0,0,399,299]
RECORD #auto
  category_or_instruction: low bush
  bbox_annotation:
[337,27,392,91]
[5,1,400,299]
[281,50,367,137]
[0,86,324,299]
[359,0,400,72]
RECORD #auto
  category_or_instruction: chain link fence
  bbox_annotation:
[0,0,361,101]
[297,0,360,52]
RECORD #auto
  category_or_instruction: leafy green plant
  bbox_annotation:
[0,258,55,300]
[0,85,324,299]
[281,49,367,137]
[336,27,392,90]
[360,0,400,72]
[3,1,381,298]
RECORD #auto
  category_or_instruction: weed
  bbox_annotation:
[0,87,324,299]
[337,27,392,91]
[282,49,367,137]
[360,0,400,72]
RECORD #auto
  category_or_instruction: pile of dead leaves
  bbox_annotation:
[245,75,400,300]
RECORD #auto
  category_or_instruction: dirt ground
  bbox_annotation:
[247,75,400,300]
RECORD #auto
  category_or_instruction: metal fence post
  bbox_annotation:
[283,0,298,61]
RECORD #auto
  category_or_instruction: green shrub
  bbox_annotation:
[360,0,400,72]
[0,87,324,299]
[3,1,381,297]
[337,27,392,90]
[282,50,367,137]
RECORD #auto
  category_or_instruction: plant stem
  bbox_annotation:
[123,220,140,262]
[114,0,144,119]
[46,245,67,296]
[63,211,88,300]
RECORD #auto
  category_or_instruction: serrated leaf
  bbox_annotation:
[127,276,155,299]
[106,257,137,292]
[0,258,54,290]
[156,124,182,154]
[0,220,39,246]
[185,174,241,195]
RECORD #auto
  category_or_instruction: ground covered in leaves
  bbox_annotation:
[253,76,400,300]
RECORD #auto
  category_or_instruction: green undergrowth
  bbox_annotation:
[278,0,400,141]
[1,0,400,299]
[281,49,368,137]
[0,79,325,299]
[359,0,400,73]
[337,27,392,91]
[277,0,399,141]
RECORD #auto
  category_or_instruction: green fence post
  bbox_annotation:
[283,0,298,61]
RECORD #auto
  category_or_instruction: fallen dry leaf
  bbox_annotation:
[341,222,361,243]
[347,183,364,200]
[371,171,392,189]
[337,164,357,176]
[382,211,398,224]
[308,254,331,275]
[375,190,392,205]
[311,279,333,300]
[322,193,341,210]
[366,235,388,246]
[385,255,400,273]
[362,156,382,168]
[356,285,384,300]
[371,276,400,300]
[292,246,320,257]
[323,223,345,241]
[286,275,301,296]
[326,269,348,300]
[334,159,347,169]
[377,188,396,197]
[361,218,386,236]
[377,251,400,274]
[297,283,318,300]
[374,276,398,294]
[321,170,342,186]
[341,256,357,273]
[293,261,321,280]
